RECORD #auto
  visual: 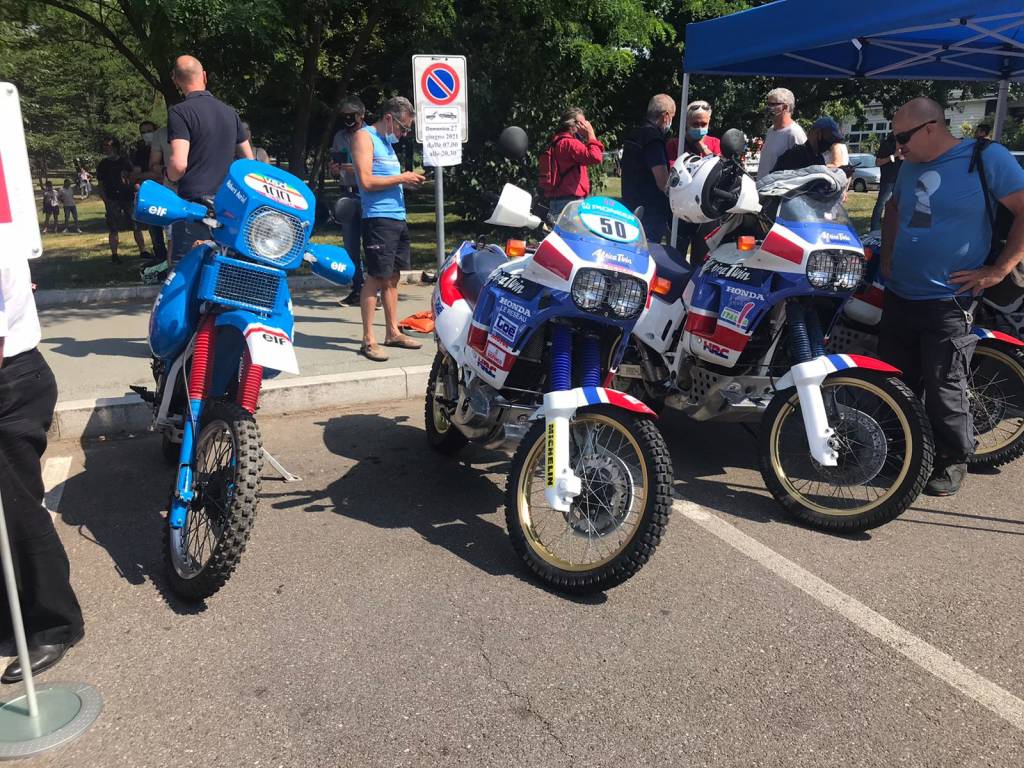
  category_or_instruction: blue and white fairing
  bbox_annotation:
[435,197,656,389]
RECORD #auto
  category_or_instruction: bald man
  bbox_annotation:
[166,55,253,262]
[620,94,676,243]
[878,97,1024,496]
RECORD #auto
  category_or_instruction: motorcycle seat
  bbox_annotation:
[458,245,508,306]
[648,243,692,304]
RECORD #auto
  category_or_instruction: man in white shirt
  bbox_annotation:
[0,258,84,683]
[756,87,807,179]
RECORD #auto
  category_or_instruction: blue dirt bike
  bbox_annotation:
[132,161,355,600]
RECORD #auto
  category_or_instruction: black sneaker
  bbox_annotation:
[340,290,362,307]
[923,461,966,497]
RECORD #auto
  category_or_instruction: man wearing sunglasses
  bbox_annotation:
[351,96,426,362]
[756,88,807,179]
[878,97,1024,496]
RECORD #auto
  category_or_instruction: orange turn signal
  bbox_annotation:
[863,246,874,261]
[651,276,673,296]
[737,235,757,252]
[505,239,527,258]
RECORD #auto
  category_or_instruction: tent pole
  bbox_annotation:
[670,72,690,248]
[994,78,1009,141]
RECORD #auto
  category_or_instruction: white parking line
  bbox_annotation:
[42,456,73,520]
[675,500,1024,733]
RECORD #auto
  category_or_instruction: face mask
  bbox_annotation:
[340,114,359,130]
[141,131,155,144]
[764,104,784,120]
[687,127,708,140]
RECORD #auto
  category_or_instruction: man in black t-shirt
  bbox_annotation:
[621,94,676,243]
[871,132,902,231]
[771,117,845,174]
[96,137,147,264]
[166,55,252,261]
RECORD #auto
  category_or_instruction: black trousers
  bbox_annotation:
[877,292,978,461]
[0,349,83,645]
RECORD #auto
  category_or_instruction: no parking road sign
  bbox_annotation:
[412,55,468,143]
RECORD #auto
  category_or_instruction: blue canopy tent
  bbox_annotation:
[670,1,1024,242]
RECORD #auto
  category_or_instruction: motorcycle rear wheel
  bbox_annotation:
[967,341,1024,468]
[759,371,934,532]
[424,351,469,454]
[165,400,262,600]
[505,406,672,594]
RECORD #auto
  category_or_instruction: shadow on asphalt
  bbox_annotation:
[58,430,209,615]
[265,412,608,604]
[659,411,872,541]
[43,336,152,360]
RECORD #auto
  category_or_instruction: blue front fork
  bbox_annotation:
[169,398,204,529]
[550,325,601,391]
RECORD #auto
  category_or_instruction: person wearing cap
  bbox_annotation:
[770,117,847,173]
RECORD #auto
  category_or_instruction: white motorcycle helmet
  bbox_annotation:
[668,153,726,224]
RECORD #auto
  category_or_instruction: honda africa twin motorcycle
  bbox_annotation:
[132,161,355,600]
[616,130,934,532]
[828,231,1024,469]
[426,183,673,594]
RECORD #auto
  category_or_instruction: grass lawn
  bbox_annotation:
[29,173,876,289]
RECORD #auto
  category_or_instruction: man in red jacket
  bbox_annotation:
[545,108,605,217]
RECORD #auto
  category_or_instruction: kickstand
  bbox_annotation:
[262,448,302,483]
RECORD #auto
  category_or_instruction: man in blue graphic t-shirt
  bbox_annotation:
[351,96,426,362]
[879,97,1024,496]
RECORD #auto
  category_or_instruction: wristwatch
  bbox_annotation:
[889,154,895,163]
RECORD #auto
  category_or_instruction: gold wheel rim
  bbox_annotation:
[769,376,913,516]
[970,346,1024,456]
[516,414,648,571]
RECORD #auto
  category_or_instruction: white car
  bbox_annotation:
[848,153,881,192]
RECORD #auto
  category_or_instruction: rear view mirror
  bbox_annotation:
[485,183,542,229]
[497,126,529,160]
[720,129,746,161]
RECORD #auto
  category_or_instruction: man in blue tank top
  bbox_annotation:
[351,96,426,361]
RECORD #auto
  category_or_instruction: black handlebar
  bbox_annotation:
[711,187,739,208]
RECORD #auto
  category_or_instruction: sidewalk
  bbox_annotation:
[39,284,437,403]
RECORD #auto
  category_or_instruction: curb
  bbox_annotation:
[34,270,430,307]
[49,364,433,442]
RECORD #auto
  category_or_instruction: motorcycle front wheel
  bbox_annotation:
[165,400,262,600]
[759,370,934,532]
[505,406,672,594]
[968,341,1024,468]
[424,351,468,454]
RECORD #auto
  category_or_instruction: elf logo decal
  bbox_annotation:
[702,340,731,359]
[147,205,168,217]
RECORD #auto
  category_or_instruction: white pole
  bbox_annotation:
[0,493,38,719]
[435,167,445,270]
[994,78,1010,141]
[669,72,690,248]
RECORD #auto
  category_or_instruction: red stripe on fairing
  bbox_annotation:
[761,230,805,265]
[845,354,900,374]
[602,388,657,417]
[439,262,464,306]
[534,239,573,280]
[982,330,1024,347]
[859,284,885,308]
[705,323,751,351]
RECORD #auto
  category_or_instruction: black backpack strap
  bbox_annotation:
[970,138,999,266]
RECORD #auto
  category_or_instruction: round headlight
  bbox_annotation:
[606,275,646,318]
[806,251,834,289]
[572,269,608,310]
[247,209,298,262]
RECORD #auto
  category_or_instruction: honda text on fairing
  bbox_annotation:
[426,130,673,593]
[617,129,935,532]
[132,160,355,600]
[830,230,1024,469]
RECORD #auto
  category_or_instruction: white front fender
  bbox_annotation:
[243,323,299,375]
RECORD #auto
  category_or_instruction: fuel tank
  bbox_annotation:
[148,246,205,361]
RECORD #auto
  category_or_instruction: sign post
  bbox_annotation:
[0,83,103,759]
[412,55,468,270]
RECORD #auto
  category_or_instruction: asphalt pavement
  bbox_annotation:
[18,398,1024,766]
[37,284,437,402]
